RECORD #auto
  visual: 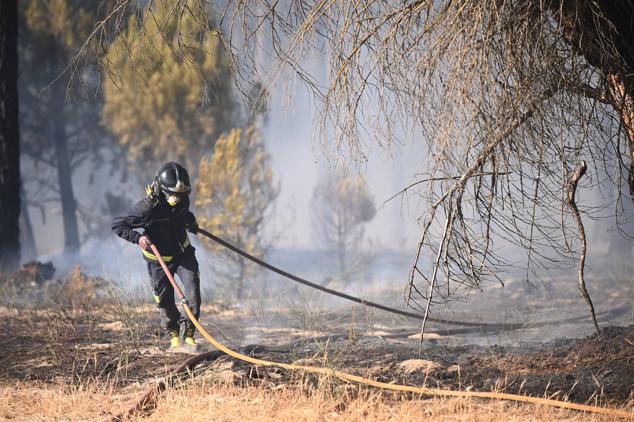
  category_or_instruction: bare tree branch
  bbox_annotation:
[565,160,600,334]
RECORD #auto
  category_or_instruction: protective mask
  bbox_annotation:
[166,194,180,206]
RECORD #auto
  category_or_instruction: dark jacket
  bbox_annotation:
[112,195,197,261]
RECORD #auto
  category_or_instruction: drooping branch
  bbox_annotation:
[565,160,600,334]
[407,89,555,321]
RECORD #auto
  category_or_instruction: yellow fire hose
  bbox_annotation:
[149,243,632,418]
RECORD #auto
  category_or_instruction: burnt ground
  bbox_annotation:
[225,325,634,405]
[0,301,631,408]
[0,265,632,416]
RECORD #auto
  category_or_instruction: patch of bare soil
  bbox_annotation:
[230,326,632,406]
[489,326,634,402]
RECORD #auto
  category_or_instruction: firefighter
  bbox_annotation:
[112,161,200,352]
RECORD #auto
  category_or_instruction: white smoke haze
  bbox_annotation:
[18,48,633,348]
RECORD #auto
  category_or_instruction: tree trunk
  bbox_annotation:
[20,185,37,261]
[546,1,634,202]
[0,0,21,272]
[50,40,80,254]
[606,73,634,203]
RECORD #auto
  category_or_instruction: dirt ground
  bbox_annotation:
[0,266,632,420]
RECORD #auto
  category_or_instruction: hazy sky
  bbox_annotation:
[26,81,425,256]
[263,79,424,251]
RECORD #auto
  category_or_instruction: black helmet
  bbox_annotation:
[154,162,191,206]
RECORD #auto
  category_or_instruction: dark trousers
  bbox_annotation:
[146,247,201,336]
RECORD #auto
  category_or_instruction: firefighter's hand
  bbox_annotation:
[186,215,199,234]
[138,235,152,250]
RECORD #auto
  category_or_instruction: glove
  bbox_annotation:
[186,215,199,234]
[139,235,152,250]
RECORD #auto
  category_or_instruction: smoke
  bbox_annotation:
[17,44,633,349]
[37,236,145,289]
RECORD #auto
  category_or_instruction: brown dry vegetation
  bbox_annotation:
[0,268,632,420]
[0,381,624,421]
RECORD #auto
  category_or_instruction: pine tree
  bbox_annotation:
[102,0,235,179]
[195,127,279,300]
[19,0,110,254]
[311,170,376,283]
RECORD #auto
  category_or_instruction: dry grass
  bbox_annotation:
[145,375,630,422]
[0,380,130,421]
[0,378,623,421]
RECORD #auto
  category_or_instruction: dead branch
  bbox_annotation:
[565,160,600,334]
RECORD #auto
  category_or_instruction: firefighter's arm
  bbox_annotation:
[185,210,199,234]
[111,198,152,245]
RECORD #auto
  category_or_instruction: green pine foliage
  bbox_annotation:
[195,126,279,299]
[102,0,235,177]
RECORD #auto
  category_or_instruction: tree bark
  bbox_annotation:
[606,73,634,202]
[50,39,80,254]
[0,0,21,272]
